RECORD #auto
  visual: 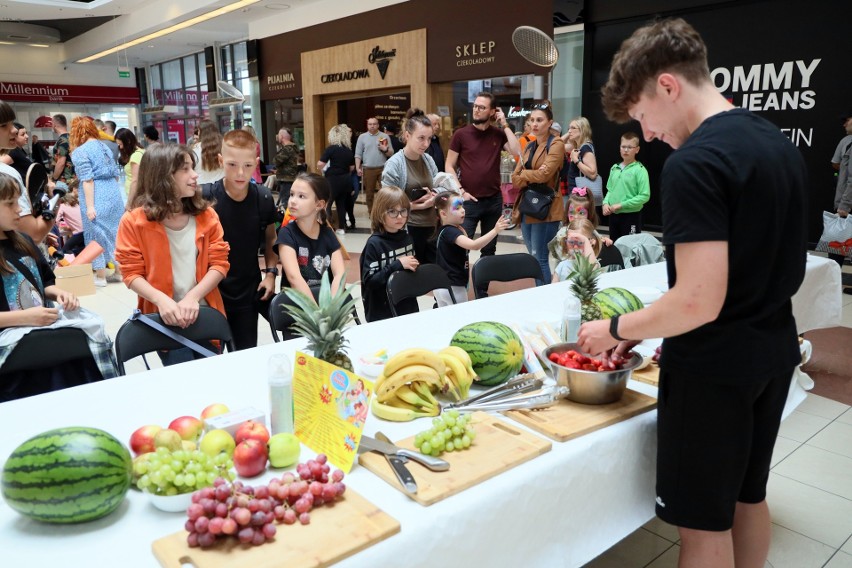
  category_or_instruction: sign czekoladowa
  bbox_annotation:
[319,44,397,84]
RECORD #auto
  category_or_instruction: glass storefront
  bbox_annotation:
[143,40,253,145]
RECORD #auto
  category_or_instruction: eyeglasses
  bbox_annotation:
[620,145,638,150]
[386,209,409,218]
[531,103,550,110]
[472,104,490,111]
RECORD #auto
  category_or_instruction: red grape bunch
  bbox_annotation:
[184,454,346,548]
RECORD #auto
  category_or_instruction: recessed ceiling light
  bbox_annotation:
[265,3,290,9]
[148,44,155,48]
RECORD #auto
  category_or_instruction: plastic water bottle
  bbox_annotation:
[268,354,294,434]
[561,294,581,343]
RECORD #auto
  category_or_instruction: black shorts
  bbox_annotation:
[655,368,792,531]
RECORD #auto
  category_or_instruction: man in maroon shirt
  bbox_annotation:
[445,93,520,265]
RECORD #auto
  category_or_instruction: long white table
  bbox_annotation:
[0,254,840,567]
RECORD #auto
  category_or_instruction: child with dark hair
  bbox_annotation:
[434,191,508,306]
[359,186,418,321]
[275,172,345,299]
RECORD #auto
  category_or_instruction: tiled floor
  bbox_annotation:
[77,199,852,567]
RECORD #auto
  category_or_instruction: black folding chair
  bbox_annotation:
[268,285,360,342]
[114,307,234,375]
[386,263,456,316]
[598,244,626,271]
[471,253,544,299]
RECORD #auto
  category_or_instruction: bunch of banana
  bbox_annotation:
[371,349,445,421]
[438,346,477,401]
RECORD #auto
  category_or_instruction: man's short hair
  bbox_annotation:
[622,131,641,145]
[104,120,117,134]
[474,92,496,108]
[142,125,159,141]
[52,114,67,128]
[601,18,711,123]
[222,128,257,151]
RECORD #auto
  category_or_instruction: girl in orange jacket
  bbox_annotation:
[115,144,229,364]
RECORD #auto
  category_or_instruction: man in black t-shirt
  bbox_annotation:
[579,19,807,568]
[206,130,278,350]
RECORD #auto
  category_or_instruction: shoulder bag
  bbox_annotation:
[518,136,556,220]
[575,142,603,205]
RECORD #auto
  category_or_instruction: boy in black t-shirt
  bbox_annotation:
[578,18,807,568]
[206,130,278,350]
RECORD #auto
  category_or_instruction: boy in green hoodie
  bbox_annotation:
[603,131,650,242]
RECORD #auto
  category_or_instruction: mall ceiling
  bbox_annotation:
[1,0,584,67]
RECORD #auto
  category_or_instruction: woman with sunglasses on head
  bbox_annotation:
[510,101,565,285]
[359,186,418,322]
[381,108,441,264]
[563,116,601,208]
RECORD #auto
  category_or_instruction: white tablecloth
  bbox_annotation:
[0,254,839,567]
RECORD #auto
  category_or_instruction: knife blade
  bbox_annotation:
[375,432,417,494]
[360,434,450,471]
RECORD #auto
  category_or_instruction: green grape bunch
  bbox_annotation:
[134,447,236,496]
[413,410,476,457]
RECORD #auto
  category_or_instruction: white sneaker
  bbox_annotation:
[336,229,345,235]
[94,277,107,287]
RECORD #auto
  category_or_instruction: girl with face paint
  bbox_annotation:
[433,192,508,306]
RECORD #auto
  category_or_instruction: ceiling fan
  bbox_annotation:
[208,80,246,108]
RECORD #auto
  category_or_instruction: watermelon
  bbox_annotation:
[2,427,132,524]
[450,321,524,386]
[593,287,644,318]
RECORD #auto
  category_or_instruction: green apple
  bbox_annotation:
[267,433,301,469]
[200,428,236,457]
[153,428,182,451]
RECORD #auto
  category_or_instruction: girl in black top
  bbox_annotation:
[434,192,508,306]
[359,186,419,321]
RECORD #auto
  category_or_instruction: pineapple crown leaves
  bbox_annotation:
[281,271,357,345]
[567,251,604,299]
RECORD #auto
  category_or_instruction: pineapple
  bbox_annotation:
[568,252,604,322]
[282,272,357,371]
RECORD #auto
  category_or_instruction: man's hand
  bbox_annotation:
[839,209,849,218]
[577,319,619,356]
[257,276,275,301]
[357,167,363,177]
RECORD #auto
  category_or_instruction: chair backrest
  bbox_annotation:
[471,253,544,299]
[613,233,665,268]
[386,264,456,316]
[597,244,625,272]
[114,307,234,375]
[268,285,361,343]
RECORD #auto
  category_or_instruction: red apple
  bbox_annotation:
[201,403,230,420]
[129,424,162,456]
[168,416,204,442]
[233,439,268,478]
[234,420,270,445]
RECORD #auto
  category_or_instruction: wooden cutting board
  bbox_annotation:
[151,489,399,568]
[358,412,551,506]
[632,363,660,386]
[504,388,657,442]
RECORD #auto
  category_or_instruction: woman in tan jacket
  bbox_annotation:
[511,101,565,284]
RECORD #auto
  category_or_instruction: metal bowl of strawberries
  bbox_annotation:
[542,343,643,405]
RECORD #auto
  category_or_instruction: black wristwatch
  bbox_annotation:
[262,267,279,276]
[610,315,626,341]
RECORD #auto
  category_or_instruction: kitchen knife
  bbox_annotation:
[360,434,450,471]
[375,432,417,494]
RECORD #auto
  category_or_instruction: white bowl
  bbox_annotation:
[147,490,194,513]
[627,286,664,305]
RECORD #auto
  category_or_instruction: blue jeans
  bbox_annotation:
[521,219,560,285]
